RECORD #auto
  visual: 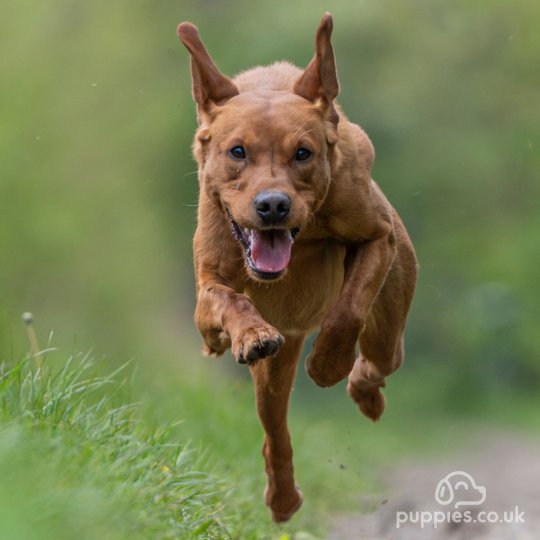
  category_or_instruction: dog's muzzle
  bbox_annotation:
[228,212,300,280]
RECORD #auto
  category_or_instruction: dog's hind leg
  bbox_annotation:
[249,334,304,523]
[347,327,404,422]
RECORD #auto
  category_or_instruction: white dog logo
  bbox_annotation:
[435,471,487,508]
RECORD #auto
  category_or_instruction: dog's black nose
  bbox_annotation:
[254,191,291,225]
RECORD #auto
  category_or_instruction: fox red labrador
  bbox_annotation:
[176,13,417,522]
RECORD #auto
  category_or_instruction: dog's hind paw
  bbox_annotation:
[264,485,303,523]
[233,326,284,365]
[201,329,231,357]
[347,380,386,422]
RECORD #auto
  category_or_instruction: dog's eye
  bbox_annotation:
[228,146,246,160]
[295,147,312,161]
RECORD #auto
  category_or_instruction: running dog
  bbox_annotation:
[176,13,417,522]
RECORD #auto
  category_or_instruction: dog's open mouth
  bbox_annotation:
[228,215,299,279]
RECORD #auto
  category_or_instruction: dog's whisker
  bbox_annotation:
[291,117,310,137]
[295,128,316,142]
[292,119,311,139]
[306,211,316,226]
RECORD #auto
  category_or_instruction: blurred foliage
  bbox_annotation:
[1,0,539,408]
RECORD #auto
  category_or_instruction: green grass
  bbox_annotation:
[0,348,361,540]
[0,343,424,540]
[2,346,539,540]
[0,352,229,540]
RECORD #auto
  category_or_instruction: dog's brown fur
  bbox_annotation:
[177,13,417,522]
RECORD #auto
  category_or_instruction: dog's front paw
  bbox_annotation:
[306,321,360,387]
[232,325,284,365]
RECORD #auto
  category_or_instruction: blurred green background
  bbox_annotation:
[1,0,540,535]
[2,0,539,403]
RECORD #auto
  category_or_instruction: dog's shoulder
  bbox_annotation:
[233,61,302,92]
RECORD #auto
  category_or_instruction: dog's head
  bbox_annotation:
[178,14,340,281]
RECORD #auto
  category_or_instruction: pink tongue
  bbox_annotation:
[250,230,293,273]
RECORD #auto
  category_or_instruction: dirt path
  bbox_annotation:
[327,430,540,540]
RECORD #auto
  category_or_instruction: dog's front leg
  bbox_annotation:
[250,334,304,522]
[307,227,396,387]
[195,281,284,364]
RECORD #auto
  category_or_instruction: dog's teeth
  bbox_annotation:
[241,228,251,244]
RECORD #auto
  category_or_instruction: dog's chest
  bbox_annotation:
[243,239,346,335]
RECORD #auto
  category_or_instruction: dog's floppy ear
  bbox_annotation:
[177,22,239,118]
[293,13,339,127]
